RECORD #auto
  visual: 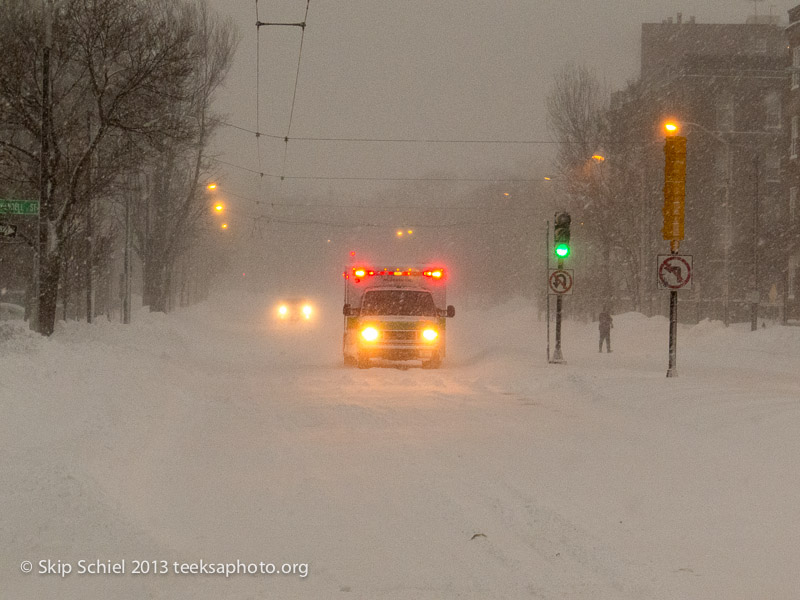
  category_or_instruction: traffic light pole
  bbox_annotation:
[552,258,565,363]
[666,250,678,378]
[550,212,570,365]
[662,126,686,378]
[545,220,550,363]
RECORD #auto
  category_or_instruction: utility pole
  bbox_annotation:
[86,112,94,324]
[751,155,760,331]
[34,0,54,333]
[123,179,132,324]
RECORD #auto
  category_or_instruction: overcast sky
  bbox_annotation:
[202,0,795,285]
[207,1,793,202]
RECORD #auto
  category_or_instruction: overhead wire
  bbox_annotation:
[218,203,524,230]
[280,0,311,181]
[233,1,559,234]
[217,119,563,145]
[254,0,264,183]
[209,155,550,183]
[220,186,540,211]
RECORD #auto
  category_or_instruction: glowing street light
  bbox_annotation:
[207,182,218,191]
[221,223,228,230]
[664,121,679,134]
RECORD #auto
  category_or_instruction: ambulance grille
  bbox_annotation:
[383,330,417,341]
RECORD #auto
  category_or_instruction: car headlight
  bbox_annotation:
[278,305,288,317]
[302,305,313,318]
[422,328,438,341]
[361,327,379,342]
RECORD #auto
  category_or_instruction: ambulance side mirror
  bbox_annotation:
[343,303,359,316]
[446,305,455,318]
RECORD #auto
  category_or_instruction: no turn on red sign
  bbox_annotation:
[657,254,693,290]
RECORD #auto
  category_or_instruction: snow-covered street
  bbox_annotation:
[2,294,800,599]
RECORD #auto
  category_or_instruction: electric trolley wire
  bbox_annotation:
[220,203,520,230]
[218,119,563,145]
[209,155,548,183]
[281,0,311,180]
[254,0,265,182]
[221,187,537,211]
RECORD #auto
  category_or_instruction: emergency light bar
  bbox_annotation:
[345,266,446,282]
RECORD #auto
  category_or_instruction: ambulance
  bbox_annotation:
[342,266,455,368]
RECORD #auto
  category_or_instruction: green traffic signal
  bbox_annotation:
[554,243,570,258]
[553,211,571,260]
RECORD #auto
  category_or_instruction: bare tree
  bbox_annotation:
[0,0,235,334]
[547,63,623,312]
[136,2,237,313]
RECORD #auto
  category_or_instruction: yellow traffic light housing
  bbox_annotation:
[662,135,687,247]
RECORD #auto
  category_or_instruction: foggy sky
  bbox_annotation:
[208,1,792,201]
[203,0,795,291]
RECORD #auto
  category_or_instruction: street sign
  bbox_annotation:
[548,268,574,295]
[0,199,39,215]
[0,222,17,238]
[657,254,693,290]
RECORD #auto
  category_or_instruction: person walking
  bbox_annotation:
[598,307,613,353]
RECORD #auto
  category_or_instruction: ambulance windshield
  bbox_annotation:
[361,290,437,317]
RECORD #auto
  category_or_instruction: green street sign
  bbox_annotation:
[0,199,39,215]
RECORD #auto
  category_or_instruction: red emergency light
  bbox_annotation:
[350,266,446,281]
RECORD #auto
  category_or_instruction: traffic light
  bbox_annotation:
[662,134,686,243]
[553,212,571,259]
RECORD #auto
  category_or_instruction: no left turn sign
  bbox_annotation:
[657,254,692,290]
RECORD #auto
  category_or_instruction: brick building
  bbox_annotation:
[611,13,792,323]
[783,5,800,321]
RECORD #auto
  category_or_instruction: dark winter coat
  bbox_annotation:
[598,312,613,334]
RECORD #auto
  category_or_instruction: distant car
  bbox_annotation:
[274,298,315,323]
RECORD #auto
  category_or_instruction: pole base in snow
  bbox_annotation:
[549,348,566,364]
[666,367,678,378]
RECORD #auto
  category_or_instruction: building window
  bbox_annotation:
[789,254,799,300]
[716,95,734,131]
[764,91,780,129]
[792,117,799,159]
[793,47,800,90]
[765,149,780,182]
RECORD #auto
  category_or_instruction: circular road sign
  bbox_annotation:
[548,269,573,294]
[658,255,692,290]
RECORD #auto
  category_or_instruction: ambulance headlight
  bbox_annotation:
[278,305,288,317]
[302,304,313,318]
[361,327,379,342]
[422,328,438,341]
